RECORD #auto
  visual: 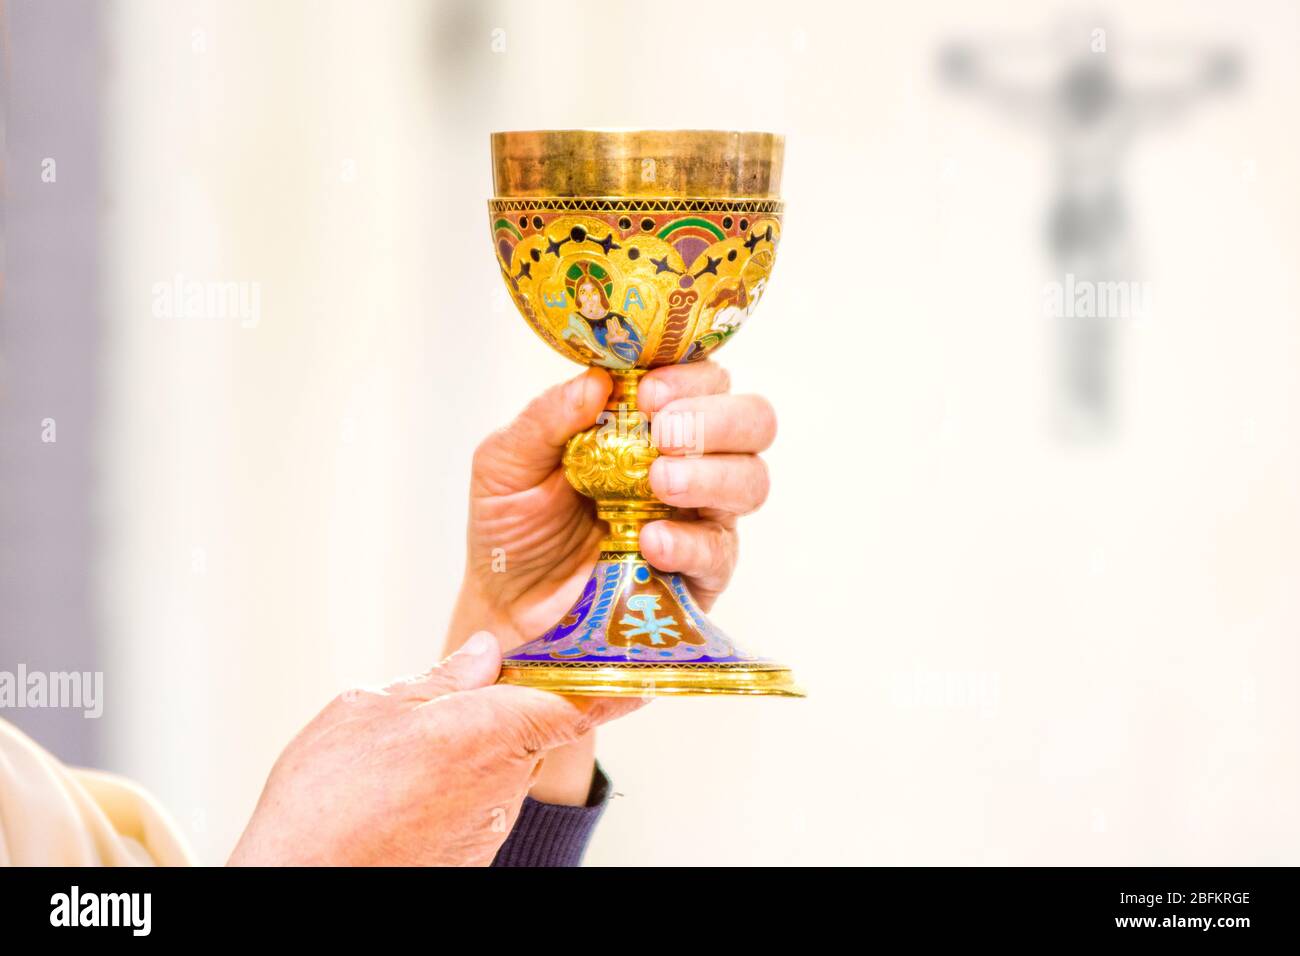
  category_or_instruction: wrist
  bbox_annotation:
[530,733,598,806]
[447,574,599,807]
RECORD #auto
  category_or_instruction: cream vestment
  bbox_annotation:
[0,719,193,866]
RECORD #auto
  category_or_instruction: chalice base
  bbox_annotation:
[498,552,803,698]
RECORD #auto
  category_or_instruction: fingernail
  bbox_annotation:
[656,410,701,453]
[565,371,590,410]
[638,377,658,412]
[645,523,673,563]
[653,411,678,449]
[657,459,686,495]
[462,631,495,656]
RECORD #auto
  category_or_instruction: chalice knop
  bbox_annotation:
[489,129,801,697]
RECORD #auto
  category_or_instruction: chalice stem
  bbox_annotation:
[588,369,672,555]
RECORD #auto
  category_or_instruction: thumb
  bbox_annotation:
[401,631,502,699]
[477,684,648,756]
[472,367,612,495]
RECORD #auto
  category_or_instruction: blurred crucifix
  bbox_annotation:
[941,16,1239,438]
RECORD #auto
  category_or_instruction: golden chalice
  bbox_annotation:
[489,129,801,697]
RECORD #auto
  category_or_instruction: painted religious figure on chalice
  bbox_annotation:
[562,260,645,368]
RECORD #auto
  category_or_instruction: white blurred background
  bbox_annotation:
[2,0,1298,864]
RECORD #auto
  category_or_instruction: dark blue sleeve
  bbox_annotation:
[491,763,611,867]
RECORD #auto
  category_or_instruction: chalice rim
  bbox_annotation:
[491,128,785,199]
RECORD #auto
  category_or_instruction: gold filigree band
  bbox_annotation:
[488,197,784,214]
[497,660,805,697]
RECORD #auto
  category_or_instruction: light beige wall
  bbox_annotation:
[101,0,1300,863]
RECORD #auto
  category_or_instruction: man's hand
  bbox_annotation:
[444,361,777,804]
[228,633,641,867]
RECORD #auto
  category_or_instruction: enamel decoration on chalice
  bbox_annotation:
[490,129,801,698]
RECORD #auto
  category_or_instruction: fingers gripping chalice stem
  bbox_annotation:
[563,370,673,555]
[489,129,803,698]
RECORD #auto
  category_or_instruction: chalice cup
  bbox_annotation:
[489,129,801,698]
